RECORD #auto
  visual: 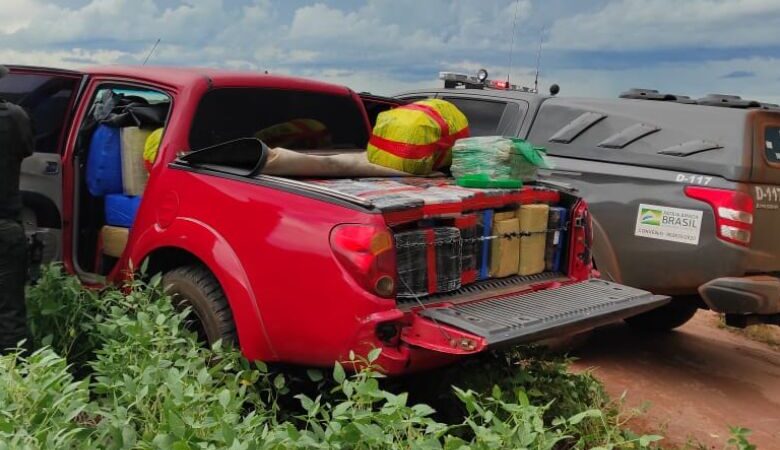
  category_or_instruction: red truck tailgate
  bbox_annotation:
[404,279,668,348]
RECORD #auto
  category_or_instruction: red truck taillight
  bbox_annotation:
[330,224,397,298]
[684,186,754,246]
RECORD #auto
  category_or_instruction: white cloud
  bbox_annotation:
[0,47,127,68]
[300,68,438,96]
[288,0,533,58]
[0,0,258,48]
[545,57,780,104]
[0,0,778,103]
[548,0,780,50]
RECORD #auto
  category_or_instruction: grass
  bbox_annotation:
[714,313,780,350]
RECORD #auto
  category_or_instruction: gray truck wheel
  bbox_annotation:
[624,298,699,331]
[162,265,237,346]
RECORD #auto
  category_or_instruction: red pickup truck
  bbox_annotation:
[6,65,667,374]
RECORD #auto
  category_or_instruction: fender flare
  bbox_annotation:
[127,217,276,361]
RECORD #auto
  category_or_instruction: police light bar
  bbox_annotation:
[440,70,536,93]
[439,72,483,88]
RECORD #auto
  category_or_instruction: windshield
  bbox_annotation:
[189,88,368,152]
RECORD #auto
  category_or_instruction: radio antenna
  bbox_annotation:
[143,38,161,66]
[506,0,522,84]
[533,26,545,93]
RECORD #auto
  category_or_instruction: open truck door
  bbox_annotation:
[1,66,86,275]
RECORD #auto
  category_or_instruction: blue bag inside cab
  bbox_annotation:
[105,194,142,228]
[86,125,123,196]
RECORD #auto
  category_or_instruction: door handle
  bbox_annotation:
[43,161,60,175]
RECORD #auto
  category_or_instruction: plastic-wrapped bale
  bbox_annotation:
[396,230,428,298]
[518,204,549,276]
[509,139,553,183]
[404,186,469,218]
[452,137,553,187]
[86,124,123,196]
[309,179,412,198]
[545,206,568,272]
[367,99,469,175]
[490,211,520,278]
[105,194,142,228]
[120,127,152,196]
[453,214,479,284]
[143,128,164,170]
[432,227,462,293]
[101,225,129,258]
[395,227,462,298]
[370,194,425,226]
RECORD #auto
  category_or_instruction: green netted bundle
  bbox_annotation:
[451,137,553,188]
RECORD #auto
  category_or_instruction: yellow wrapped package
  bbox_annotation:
[143,128,164,171]
[255,118,331,149]
[367,99,469,175]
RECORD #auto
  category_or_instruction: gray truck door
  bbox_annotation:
[1,67,85,266]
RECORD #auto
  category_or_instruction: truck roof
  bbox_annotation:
[399,87,777,117]
[6,64,354,95]
[88,65,354,95]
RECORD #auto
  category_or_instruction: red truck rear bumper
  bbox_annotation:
[351,309,488,375]
[353,279,668,375]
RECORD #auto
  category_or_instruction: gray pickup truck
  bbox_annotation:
[398,74,780,330]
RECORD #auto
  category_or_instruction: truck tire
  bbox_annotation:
[624,298,699,331]
[162,265,237,346]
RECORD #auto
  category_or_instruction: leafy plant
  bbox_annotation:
[26,264,107,369]
[0,348,97,449]
[8,264,680,449]
[726,426,756,450]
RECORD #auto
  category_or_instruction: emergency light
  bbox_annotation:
[439,70,535,93]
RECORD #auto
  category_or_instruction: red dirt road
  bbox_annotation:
[570,311,780,449]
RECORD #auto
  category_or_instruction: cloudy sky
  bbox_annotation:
[2,0,779,102]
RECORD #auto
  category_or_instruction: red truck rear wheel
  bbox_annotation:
[163,265,238,346]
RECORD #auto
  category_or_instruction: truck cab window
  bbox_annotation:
[189,88,369,152]
[765,127,780,163]
[442,97,513,136]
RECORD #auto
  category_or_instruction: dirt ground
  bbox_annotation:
[570,311,780,449]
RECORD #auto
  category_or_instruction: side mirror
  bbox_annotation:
[178,138,269,177]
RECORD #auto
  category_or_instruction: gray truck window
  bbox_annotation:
[0,73,80,154]
[442,97,514,136]
[765,127,780,163]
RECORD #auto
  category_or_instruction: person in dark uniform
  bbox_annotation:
[0,65,34,354]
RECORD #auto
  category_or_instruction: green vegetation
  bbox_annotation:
[0,265,752,449]
[715,314,780,350]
